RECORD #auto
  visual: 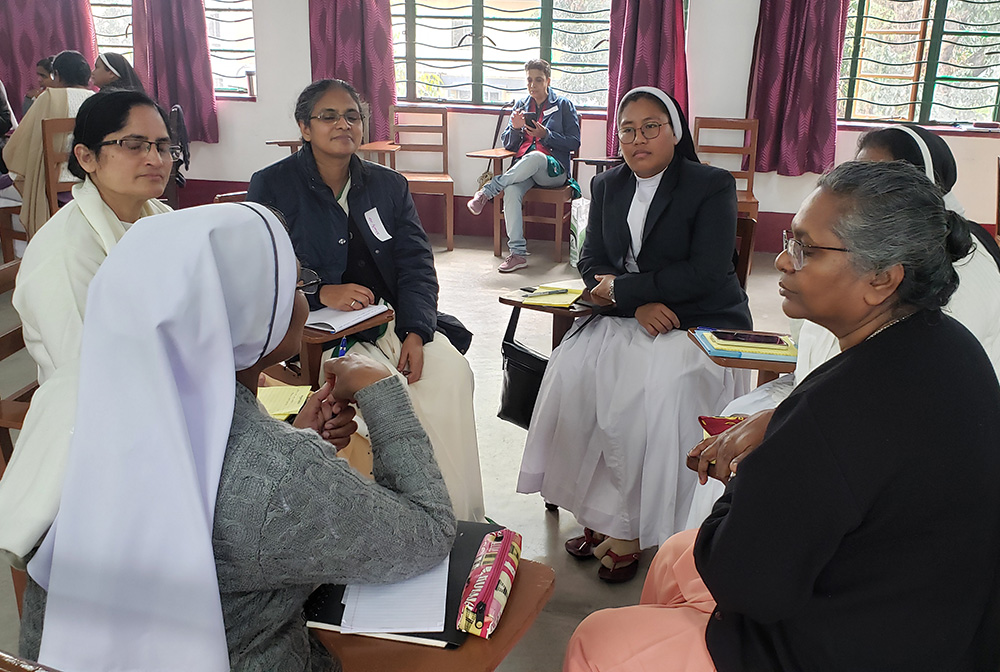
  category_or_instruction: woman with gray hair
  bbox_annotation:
[564,160,1000,672]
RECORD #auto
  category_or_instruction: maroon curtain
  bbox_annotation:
[132,0,219,143]
[748,0,848,176]
[0,0,96,116]
[606,0,688,156]
[309,0,396,142]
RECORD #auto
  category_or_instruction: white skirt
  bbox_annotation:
[517,316,750,549]
[324,321,485,522]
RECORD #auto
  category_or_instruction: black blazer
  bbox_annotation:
[247,145,471,351]
[579,156,752,330]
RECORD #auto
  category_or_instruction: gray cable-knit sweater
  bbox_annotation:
[19,376,457,671]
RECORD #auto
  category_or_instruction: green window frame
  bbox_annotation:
[839,0,1000,124]
[391,0,612,109]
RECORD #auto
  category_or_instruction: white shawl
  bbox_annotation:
[30,202,297,672]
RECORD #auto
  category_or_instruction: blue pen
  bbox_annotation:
[337,337,348,357]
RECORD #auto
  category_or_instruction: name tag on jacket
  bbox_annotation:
[364,207,392,242]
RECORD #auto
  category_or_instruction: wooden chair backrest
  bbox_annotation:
[213,191,248,203]
[0,650,62,672]
[735,216,757,289]
[41,117,78,215]
[390,104,448,174]
[693,117,759,194]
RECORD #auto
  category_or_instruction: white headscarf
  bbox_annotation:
[29,201,297,672]
[97,53,122,78]
[891,124,966,217]
[619,86,683,145]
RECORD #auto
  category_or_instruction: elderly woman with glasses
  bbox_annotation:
[516,86,752,582]
[564,160,1000,672]
[247,79,484,522]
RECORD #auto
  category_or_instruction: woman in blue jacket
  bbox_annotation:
[247,79,484,521]
[467,59,581,272]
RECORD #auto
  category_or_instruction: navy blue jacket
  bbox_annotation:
[501,90,580,175]
[579,154,752,331]
[248,145,471,350]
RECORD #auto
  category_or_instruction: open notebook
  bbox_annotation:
[306,304,388,333]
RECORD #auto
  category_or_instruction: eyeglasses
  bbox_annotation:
[782,230,850,271]
[298,267,321,294]
[309,110,362,125]
[96,138,183,161]
[617,122,669,145]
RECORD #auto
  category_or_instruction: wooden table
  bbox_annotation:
[358,140,401,167]
[499,289,598,349]
[467,148,515,186]
[572,156,623,175]
[265,139,302,155]
[686,328,796,386]
[313,559,555,672]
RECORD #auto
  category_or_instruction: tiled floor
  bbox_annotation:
[0,236,789,669]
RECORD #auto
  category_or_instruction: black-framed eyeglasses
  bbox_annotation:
[617,122,670,145]
[782,230,850,271]
[309,110,362,125]
[96,138,183,161]
[298,267,321,295]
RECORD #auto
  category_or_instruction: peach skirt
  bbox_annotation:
[563,529,717,672]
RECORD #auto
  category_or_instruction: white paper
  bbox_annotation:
[364,207,392,242]
[339,557,449,634]
[306,304,388,333]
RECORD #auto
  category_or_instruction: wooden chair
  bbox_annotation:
[0,651,62,672]
[693,117,759,219]
[213,191,248,204]
[0,260,37,618]
[0,203,25,263]
[390,105,454,251]
[496,157,579,264]
[313,558,555,672]
[41,118,77,217]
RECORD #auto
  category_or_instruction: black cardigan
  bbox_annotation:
[578,155,752,330]
[247,145,470,351]
[695,311,1000,671]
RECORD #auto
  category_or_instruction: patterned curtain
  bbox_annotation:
[605,0,688,156]
[748,0,848,176]
[0,0,96,117]
[132,0,219,143]
[308,0,396,142]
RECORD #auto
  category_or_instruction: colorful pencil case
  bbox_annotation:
[456,528,522,639]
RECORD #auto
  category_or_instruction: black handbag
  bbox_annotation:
[497,306,548,430]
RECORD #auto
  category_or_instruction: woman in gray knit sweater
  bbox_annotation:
[19,202,457,672]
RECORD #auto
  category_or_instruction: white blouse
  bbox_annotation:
[624,169,665,272]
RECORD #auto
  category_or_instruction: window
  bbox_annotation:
[391,0,612,108]
[89,0,257,96]
[839,0,1000,123]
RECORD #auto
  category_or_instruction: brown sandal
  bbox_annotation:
[597,548,641,583]
[564,528,601,559]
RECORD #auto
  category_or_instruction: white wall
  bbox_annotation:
[188,0,998,224]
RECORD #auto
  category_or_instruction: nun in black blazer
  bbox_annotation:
[516,87,753,584]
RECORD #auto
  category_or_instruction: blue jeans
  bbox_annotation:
[483,151,566,257]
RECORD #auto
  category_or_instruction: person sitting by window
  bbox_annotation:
[684,123,1000,527]
[3,50,95,236]
[21,57,53,116]
[466,59,581,273]
[564,160,1000,672]
[18,202,456,672]
[516,86,752,583]
[91,52,145,93]
[247,78,484,522]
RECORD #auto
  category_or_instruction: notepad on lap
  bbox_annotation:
[339,558,449,634]
[306,304,388,332]
[257,385,311,420]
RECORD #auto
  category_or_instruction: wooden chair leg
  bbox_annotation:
[493,200,503,257]
[0,428,13,474]
[553,203,564,263]
[11,567,25,618]
[445,187,454,251]
[300,341,324,390]
[0,210,14,263]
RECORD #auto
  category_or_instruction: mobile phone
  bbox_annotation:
[522,112,538,128]
[712,330,785,345]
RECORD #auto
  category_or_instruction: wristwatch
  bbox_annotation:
[608,279,616,304]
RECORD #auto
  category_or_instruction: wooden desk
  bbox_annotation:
[572,156,623,175]
[313,559,555,672]
[467,148,515,186]
[358,140,401,167]
[686,328,796,386]
[265,139,302,155]
[499,289,597,349]
[275,310,396,390]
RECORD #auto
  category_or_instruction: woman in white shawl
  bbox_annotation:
[20,202,455,672]
[0,90,175,569]
[2,50,95,236]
